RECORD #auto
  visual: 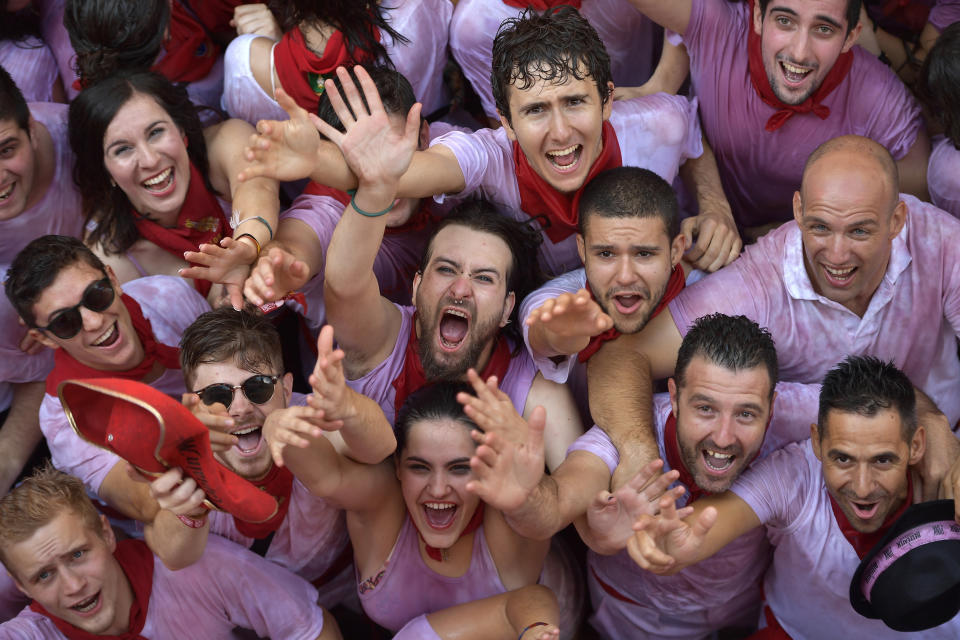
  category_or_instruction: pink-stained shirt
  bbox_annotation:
[0,535,326,640]
[732,441,960,637]
[449,0,659,119]
[928,136,960,218]
[684,0,923,229]
[38,276,209,497]
[670,195,960,426]
[0,38,59,103]
[572,384,819,639]
[432,94,703,276]
[35,0,78,101]
[929,0,960,30]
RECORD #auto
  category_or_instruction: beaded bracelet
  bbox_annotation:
[518,622,549,640]
[235,233,261,257]
[347,189,394,218]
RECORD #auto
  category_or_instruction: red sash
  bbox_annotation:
[132,162,229,298]
[514,121,622,243]
[828,474,913,559]
[273,25,378,114]
[746,0,853,132]
[29,540,154,640]
[503,0,582,9]
[233,463,294,539]
[45,294,181,396]
[578,263,685,362]
[391,315,512,414]
[415,502,486,562]
[153,2,219,83]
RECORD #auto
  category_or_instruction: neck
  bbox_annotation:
[24,122,55,212]
[106,573,135,635]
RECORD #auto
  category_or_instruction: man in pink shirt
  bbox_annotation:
[630,356,960,637]
[0,467,338,639]
[626,0,929,234]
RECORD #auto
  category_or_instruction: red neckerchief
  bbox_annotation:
[29,539,154,640]
[577,263,685,363]
[45,294,181,396]
[878,0,931,35]
[233,463,294,539]
[132,162,229,298]
[746,0,854,132]
[273,25,378,114]
[829,473,913,559]
[303,181,436,237]
[415,502,486,562]
[391,314,513,415]
[513,121,622,243]
[153,1,219,83]
[503,0,582,8]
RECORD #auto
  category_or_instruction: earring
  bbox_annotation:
[110,178,117,188]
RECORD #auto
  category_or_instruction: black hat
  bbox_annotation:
[850,499,960,632]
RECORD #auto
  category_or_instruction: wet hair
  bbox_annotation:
[0,465,105,575]
[578,167,680,239]
[395,382,478,456]
[5,235,106,327]
[757,0,861,35]
[674,313,778,400]
[917,22,960,150]
[419,199,545,347]
[68,71,215,255]
[0,1,41,42]
[269,0,406,65]
[491,6,612,124]
[179,306,284,389]
[64,0,169,87]
[0,64,29,132]
[817,356,917,442]
[317,65,417,131]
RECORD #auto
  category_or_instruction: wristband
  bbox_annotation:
[176,513,208,529]
[234,215,274,240]
[518,622,549,640]
[235,233,261,257]
[347,189,395,218]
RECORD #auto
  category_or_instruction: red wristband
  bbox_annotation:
[176,513,207,529]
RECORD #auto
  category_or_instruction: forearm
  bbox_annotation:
[232,178,281,251]
[645,39,690,96]
[271,219,325,277]
[98,463,161,523]
[503,477,571,541]
[334,388,397,464]
[143,509,210,571]
[0,381,45,495]
[528,322,589,359]
[282,433,348,498]
[680,137,735,228]
[323,184,393,301]
[896,130,931,202]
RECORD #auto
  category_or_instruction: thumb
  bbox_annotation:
[405,103,423,142]
[680,216,697,249]
[690,506,718,540]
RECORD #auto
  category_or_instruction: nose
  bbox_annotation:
[712,414,737,449]
[614,256,636,286]
[852,464,875,498]
[548,108,572,143]
[139,142,160,168]
[448,274,473,301]
[786,29,813,64]
[78,305,105,335]
[427,471,450,498]
[228,387,254,419]
[824,233,849,265]
[60,566,86,596]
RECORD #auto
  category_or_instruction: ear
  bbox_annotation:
[576,233,586,264]
[498,110,517,142]
[667,378,679,418]
[840,22,863,54]
[27,115,39,147]
[888,199,907,239]
[909,425,926,466]
[105,265,123,295]
[100,514,117,553]
[669,233,686,268]
[11,570,27,597]
[500,291,516,327]
[810,423,823,460]
[417,120,430,151]
[281,372,294,405]
[753,0,764,36]
[792,191,803,226]
[411,270,422,305]
[28,327,58,350]
[601,81,615,121]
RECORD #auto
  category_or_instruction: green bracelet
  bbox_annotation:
[348,190,395,218]
[236,215,274,240]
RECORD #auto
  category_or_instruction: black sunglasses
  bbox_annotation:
[193,374,281,410]
[34,277,115,340]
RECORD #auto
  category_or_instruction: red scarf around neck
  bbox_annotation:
[29,539,154,640]
[233,463,294,539]
[45,294,181,396]
[746,0,854,132]
[829,474,913,559]
[153,1,219,83]
[391,314,513,415]
[502,0,583,8]
[273,25,379,115]
[514,121,622,244]
[132,162,229,298]
[415,502,486,562]
[578,263,686,363]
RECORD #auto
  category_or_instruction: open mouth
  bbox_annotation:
[71,591,100,615]
[821,264,857,287]
[232,425,264,457]
[850,500,880,520]
[423,502,458,530]
[611,292,646,315]
[438,308,470,351]
[546,144,582,174]
[0,182,13,202]
[142,167,175,195]
[779,60,813,85]
[701,449,736,474]
[91,322,119,347]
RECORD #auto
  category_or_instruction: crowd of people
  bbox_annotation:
[0,0,959,638]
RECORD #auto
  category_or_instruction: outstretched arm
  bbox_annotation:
[525,290,613,358]
[679,138,741,272]
[626,0,693,35]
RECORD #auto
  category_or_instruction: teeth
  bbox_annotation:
[445,309,467,318]
[781,62,810,74]
[706,451,732,460]
[143,168,172,186]
[73,594,98,612]
[0,183,12,200]
[425,502,455,510]
[546,144,579,157]
[232,426,260,436]
[825,266,854,276]
[91,323,116,346]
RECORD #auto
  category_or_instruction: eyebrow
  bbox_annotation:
[589,243,661,253]
[804,215,879,229]
[769,6,843,29]
[827,449,900,462]
[434,257,502,278]
[105,119,166,153]
[406,456,472,466]
[0,136,17,148]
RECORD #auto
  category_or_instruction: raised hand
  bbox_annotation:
[239,89,323,183]
[457,369,530,445]
[181,236,257,310]
[261,405,331,467]
[526,289,613,356]
[143,466,208,518]
[231,3,281,40]
[627,494,717,574]
[306,325,354,427]
[180,393,238,453]
[243,246,311,307]
[681,209,741,273]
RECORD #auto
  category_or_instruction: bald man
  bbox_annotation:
[588,135,960,491]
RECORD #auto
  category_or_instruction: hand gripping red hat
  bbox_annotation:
[59,378,279,524]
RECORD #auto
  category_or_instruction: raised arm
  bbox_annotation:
[0,381,45,495]
[525,289,613,358]
[896,129,931,203]
[626,0,694,35]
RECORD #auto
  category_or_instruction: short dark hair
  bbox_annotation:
[395,382,478,455]
[491,6,612,123]
[0,64,29,132]
[817,356,917,441]
[757,0,861,35]
[179,307,284,389]
[578,167,680,238]
[918,22,960,150]
[0,1,42,42]
[5,235,106,327]
[420,200,545,346]
[674,313,778,400]
[317,65,417,131]
[69,71,215,255]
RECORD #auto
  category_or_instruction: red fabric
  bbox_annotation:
[233,463,295,539]
[828,474,913,559]
[45,294,181,396]
[513,121,622,243]
[132,162,229,298]
[190,0,247,34]
[273,25,378,114]
[746,0,854,132]
[416,502,486,562]
[502,0,582,9]
[303,181,350,206]
[589,565,643,606]
[391,315,513,414]
[577,263,686,362]
[747,605,793,639]
[878,0,931,35]
[29,540,154,640]
[153,1,219,83]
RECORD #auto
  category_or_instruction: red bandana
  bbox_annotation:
[746,0,854,132]
[829,474,913,559]
[153,1,219,84]
[391,314,513,415]
[233,463,294,539]
[45,294,181,396]
[577,263,685,363]
[29,539,154,640]
[503,1,582,9]
[514,121,622,243]
[273,25,379,115]
[415,502,486,562]
[132,162,229,298]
